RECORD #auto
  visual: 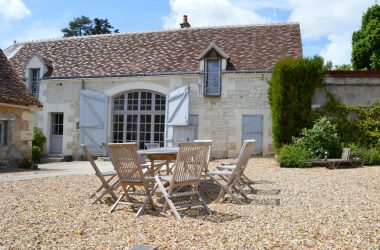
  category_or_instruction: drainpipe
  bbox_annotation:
[81,78,85,90]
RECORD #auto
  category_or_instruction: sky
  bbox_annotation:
[0,0,376,66]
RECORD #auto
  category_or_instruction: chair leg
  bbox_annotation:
[197,191,211,215]
[208,173,246,205]
[154,176,182,220]
[109,193,124,213]
[136,184,158,217]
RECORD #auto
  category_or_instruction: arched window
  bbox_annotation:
[112,91,166,149]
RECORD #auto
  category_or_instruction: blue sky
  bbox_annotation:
[0,0,376,65]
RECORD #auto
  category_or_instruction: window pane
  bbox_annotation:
[205,60,221,95]
[113,95,125,111]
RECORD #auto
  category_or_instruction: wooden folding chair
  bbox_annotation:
[207,140,256,204]
[194,139,212,173]
[81,144,119,204]
[107,143,156,216]
[140,142,212,220]
[217,140,256,191]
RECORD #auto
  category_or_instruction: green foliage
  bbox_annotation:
[62,16,119,37]
[349,144,380,165]
[293,117,342,158]
[315,96,380,148]
[334,64,352,70]
[324,61,352,71]
[352,5,380,69]
[92,18,119,35]
[32,127,46,163]
[277,144,313,168]
[268,56,325,151]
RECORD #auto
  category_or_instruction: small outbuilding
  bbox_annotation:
[0,49,42,167]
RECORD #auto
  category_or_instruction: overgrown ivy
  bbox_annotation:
[268,56,325,151]
[314,94,380,148]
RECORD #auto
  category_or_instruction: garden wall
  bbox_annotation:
[314,71,380,107]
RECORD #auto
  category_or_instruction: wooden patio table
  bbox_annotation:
[137,147,179,175]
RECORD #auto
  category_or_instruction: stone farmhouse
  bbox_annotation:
[5,19,302,159]
[0,49,42,166]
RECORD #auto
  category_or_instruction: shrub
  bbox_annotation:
[268,56,325,151]
[349,144,380,165]
[277,144,313,168]
[32,127,46,163]
[315,97,380,148]
[294,117,342,158]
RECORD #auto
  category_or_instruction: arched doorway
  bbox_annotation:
[112,90,166,149]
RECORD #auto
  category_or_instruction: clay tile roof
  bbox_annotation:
[7,23,302,79]
[0,49,42,107]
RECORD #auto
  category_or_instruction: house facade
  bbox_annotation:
[0,49,42,167]
[6,21,302,158]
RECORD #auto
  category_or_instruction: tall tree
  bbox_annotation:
[268,56,325,151]
[62,16,93,37]
[62,16,119,37]
[352,4,380,70]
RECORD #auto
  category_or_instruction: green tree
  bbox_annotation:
[62,16,93,37]
[62,16,119,37]
[92,18,119,35]
[334,64,352,70]
[352,4,380,70]
[268,56,325,151]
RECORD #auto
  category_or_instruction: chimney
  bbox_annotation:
[180,15,191,28]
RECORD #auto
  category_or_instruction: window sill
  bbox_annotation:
[203,94,221,97]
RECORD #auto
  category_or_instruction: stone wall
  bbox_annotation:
[38,73,273,158]
[0,104,36,167]
[314,72,380,107]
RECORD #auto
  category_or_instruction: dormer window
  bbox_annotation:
[198,42,229,97]
[204,60,221,96]
[28,68,40,98]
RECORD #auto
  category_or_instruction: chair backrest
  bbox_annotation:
[81,144,108,184]
[342,148,351,160]
[107,143,145,183]
[145,143,160,149]
[172,141,212,183]
[194,139,213,164]
[232,140,256,177]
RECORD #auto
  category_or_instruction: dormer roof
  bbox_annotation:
[197,42,229,60]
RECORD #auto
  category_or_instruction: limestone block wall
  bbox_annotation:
[0,104,36,167]
[39,72,274,158]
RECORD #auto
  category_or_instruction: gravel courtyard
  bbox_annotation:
[0,158,379,249]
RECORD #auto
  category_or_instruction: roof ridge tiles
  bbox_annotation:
[13,22,300,45]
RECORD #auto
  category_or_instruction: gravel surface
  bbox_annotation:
[0,158,379,249]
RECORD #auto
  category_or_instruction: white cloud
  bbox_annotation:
[0,0,31,20]
[320,32,352,65]
[288,0,372,40]
[162,0,269,29]
[286,0,373,65]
